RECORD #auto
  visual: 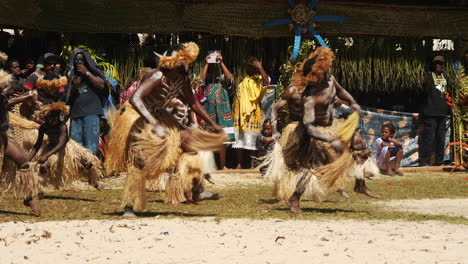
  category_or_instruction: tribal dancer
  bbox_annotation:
[0,68,41,216]
[9,73,103,191]
[105,42,227,216]
[266,47,378,213]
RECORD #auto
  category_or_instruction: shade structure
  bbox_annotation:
[0,0,466,39]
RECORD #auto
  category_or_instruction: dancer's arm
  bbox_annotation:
[37,125,69,164]
[29,127,45,161]
[271,99,286,138]
[7,91,34,107]
[130,71,161,126]
[334,76,360,113]
[303,96,343,152]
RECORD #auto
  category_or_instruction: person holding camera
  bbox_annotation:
[200,51,234,169]
[65,49,106,154]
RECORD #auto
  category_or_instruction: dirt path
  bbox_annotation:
[0,218,466,264]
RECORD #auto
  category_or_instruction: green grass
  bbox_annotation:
[1,172,467,224]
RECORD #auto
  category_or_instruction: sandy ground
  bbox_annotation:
[0,218,466,264]
[26,170,467,263]
[381,199,468,219]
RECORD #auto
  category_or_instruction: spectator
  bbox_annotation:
[24,54,60,90]
[65,48,106,154]
[256,119,274,175]
[120,67,151,105]
[375,123,404,176]
[261,84,275,122]
[200,51,234,169]
[232,58,270,168]
[21,57,36,78]
[5,59,26,94]
[419,55,451,166]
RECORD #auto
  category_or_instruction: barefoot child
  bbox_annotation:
[375,123,404,176]
[256,119,274,175]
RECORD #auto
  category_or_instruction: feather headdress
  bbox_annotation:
[156,42,199,70]
[290,47,335,90]
[36,76,68,95]
[35,102,69,120]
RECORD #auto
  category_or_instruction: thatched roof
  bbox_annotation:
[1,0,466,39]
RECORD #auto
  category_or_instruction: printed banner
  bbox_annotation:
[335,106,451,167]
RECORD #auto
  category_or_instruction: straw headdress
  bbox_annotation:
[156,42,199,70]
[35,102,70,120]
[290,47,335,90]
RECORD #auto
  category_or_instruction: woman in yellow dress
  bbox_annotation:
[232,59,270,168]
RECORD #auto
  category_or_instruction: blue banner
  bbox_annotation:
[335,106,451,167]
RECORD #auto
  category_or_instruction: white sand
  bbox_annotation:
[0,218,467,264]
[380,198,468,218]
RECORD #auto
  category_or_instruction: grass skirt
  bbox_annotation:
[7,113,102,191]
[104,103,141,174]
[39,140,103,189]
[0,134,40,199]
[165,152,204,204]
[262,118,357,202]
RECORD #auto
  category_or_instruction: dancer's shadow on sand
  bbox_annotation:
[148,199,165,204]
[259,199,343,205]
[103,211,216,218]
[0,210,32,216]
[275,207,362,214]
[41,195,97,202]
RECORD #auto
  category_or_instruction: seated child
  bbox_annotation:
[256,119,275,174]
[375,123,404,176]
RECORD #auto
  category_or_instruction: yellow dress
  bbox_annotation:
[232,75,266,150]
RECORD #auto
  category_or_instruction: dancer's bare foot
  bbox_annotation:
[337,189,350,199]
[204,174,215,185]
[354,179,380,199]
[94,183,105,191]
[222,166,228,170]
[235,164,242,169]
[122,205,137,217]
[24,198,42,217]
[382,170,395,176]
[288,194,302,213]
[394,170,404,176]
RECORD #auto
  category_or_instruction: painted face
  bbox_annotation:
[9,61,21,76]
[381,127,393,140]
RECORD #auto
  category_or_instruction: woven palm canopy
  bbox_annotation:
[1,0,467,39]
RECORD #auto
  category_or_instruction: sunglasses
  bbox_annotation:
[74,57,84,63]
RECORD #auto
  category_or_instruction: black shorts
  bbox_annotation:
[388,146,402,157]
